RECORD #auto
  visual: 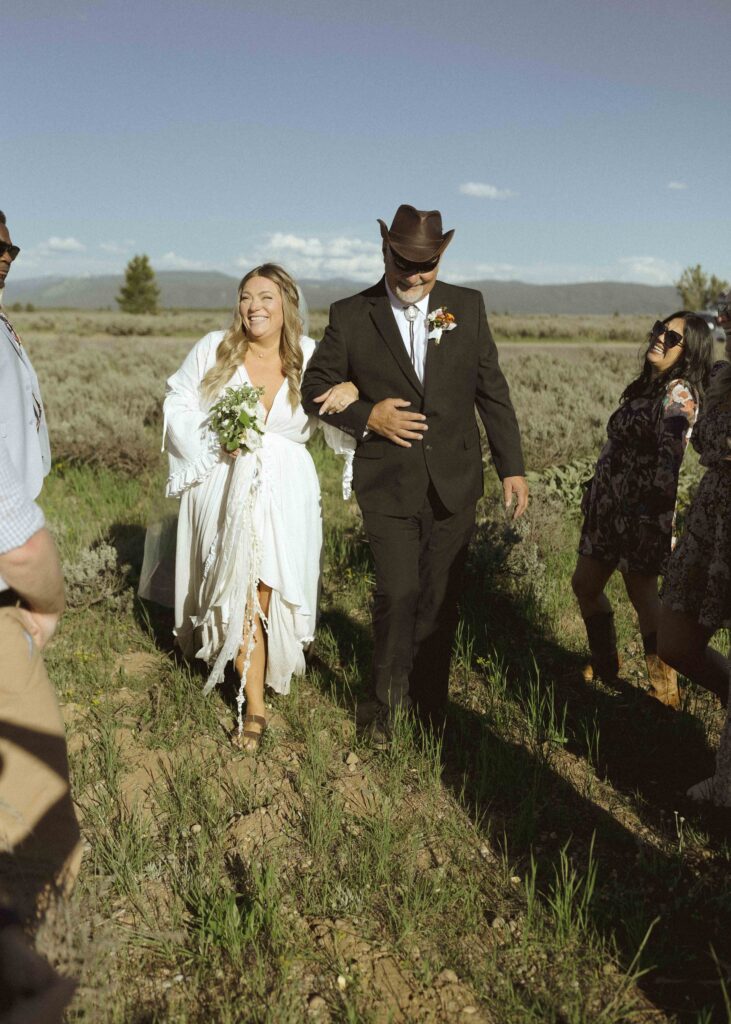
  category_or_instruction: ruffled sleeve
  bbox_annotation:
[649,378,697,529]
[163,332,225,498]
[300,335,356,499]
[320,423,356,499]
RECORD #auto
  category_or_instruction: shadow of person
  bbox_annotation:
[458,527,728,834]
[441,698,731,1022]
[312,575,731,1018]
[136,597,178,658]
[0,721,82,920]
[107,521,147,574]
[439,540,731,1020]
[315,606,374,704]
[120,514,181,658]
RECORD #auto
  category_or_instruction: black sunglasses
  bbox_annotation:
[650,320,683,350]
[0,243,20,261]
[389,247,440,274]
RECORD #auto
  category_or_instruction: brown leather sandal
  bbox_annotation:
[233,714,268,752]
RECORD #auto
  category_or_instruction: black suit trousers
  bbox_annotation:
[361,485,476,722]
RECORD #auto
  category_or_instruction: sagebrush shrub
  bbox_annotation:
[27,335,189,474]
[63,541,132,611]
[23,316,643,477]
[499,348,636,469]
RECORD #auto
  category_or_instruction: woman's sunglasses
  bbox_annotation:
[0,243,20,261]
[650,320,683,350]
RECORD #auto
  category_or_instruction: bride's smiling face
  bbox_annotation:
[240,276,284,344]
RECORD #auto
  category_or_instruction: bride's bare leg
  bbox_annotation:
[234,583,272,749]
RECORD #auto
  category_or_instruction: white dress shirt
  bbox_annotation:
[385,281,429,384]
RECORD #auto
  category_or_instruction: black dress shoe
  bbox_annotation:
[364,705,393,749]
[415,704,447,737]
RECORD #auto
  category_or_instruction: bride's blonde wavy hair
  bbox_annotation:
[200,263,304,409]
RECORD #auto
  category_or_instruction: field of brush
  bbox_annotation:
[11,308,731,1023]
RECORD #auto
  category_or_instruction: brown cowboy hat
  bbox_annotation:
[378,204,454,263]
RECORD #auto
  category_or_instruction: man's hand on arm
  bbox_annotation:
[502,476,529,520]
[366,399,428,448]
[0,528,65,649]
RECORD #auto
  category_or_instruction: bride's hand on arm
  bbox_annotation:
[313,381,359,416]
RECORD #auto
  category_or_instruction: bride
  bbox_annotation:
[161,264,357,749]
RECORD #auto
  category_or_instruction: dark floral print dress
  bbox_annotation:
[578,378,698,575]
[661,363,731,631]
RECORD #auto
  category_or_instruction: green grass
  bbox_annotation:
[10,320,730,1022]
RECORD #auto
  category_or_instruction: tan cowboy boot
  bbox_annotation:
[642,632,682,709]
[581,611,620,683]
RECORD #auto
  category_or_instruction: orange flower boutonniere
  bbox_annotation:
[427,307,457,345]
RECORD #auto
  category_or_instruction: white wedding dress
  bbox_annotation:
[159,331,348,717]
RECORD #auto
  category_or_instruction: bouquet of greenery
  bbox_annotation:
[209,383,265,454]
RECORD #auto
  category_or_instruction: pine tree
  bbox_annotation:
[675,264,728,311]
[116,254,161,314]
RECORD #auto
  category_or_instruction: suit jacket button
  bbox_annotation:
[425,444,432,451]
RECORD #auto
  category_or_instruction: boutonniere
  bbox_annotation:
[427,307,457,345]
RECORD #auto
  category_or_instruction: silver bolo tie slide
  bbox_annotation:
[403,304,418,365]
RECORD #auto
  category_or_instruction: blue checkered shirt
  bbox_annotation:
[0,433,45,559]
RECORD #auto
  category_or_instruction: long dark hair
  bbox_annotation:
[619,311,714,406]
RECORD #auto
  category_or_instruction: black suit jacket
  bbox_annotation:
[301,278,525,516]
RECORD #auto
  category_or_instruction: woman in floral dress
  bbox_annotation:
[572,312,713,706]
[659,318,731,804]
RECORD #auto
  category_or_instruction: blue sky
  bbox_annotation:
[6,0,729,285]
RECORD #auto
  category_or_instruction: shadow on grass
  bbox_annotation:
[444,554,731,1022]
[114,502,731,1019]
[315,521,731,1020]
[107,519,188,666]
[0,723,80,921]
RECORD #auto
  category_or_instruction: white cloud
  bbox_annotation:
[667,181,687,190]
[471,260,602,283]
[472,262,522,279]
[158,251,211,271]
[468,256,682,286]
[237,233,383,280]
[268,232,322,255]
[616,256,681,286]
[39,236,86,253]
[99,240,135,254]
[459,181,517,200]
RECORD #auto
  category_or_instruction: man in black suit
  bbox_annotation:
[301,204,528,737]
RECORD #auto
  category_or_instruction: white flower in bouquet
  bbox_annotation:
[242,425,263,452]
[209,383,265,454]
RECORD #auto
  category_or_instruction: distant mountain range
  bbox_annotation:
[4,271,681,316]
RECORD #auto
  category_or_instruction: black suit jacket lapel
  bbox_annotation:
[368,279,424,396]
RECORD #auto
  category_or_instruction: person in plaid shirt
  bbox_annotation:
[0,210,50,512]
[0,212,80,1018]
